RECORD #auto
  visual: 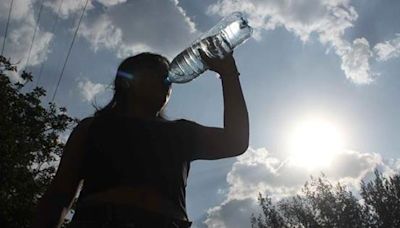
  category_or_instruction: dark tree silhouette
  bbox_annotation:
[250,192,286,228]
[0,55,78,228]
[252,170,400,228]
[361,169,400,228]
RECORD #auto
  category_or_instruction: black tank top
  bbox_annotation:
[76,113,196,220]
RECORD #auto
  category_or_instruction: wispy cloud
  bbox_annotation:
[77,0,199,60]
[374,34,400,62]
[96,0,128,7]
[43,0,94,19]
[77,78,108,102]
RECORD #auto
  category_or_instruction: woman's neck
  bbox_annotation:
[114,104,159,120]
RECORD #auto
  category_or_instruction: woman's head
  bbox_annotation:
[94,52,172,118]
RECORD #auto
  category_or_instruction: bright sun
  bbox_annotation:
[287,117,345,170]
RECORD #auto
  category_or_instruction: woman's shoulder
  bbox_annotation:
[73,116,94,129]
[71,117,95,136]
[80,116,95,124]
[172,118,199,126]
[161,118,198,127]
[150,118,198,132]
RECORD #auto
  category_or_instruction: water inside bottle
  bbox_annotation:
[221,19,251,49]
[167,12,253,83]
[168,34,233,83]
[168,44,204,83]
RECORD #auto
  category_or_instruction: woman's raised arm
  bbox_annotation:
[182,48,249,161]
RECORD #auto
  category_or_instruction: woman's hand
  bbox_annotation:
[197,37,240,79]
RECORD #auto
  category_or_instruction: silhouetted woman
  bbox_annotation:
[32,45,249,227]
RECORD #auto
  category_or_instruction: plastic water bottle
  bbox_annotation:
[166,11,253,84]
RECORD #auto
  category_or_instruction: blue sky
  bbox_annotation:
[1,0,400,227]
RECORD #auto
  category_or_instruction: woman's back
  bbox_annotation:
[76,113,194,221]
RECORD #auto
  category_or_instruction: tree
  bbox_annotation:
[250,193,286,228]
[0,55,79,228]
[251,170,400,228]
[361,169,400,227]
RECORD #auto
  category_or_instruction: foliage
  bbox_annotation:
[251,170,400,228]
[0,55,79,228]
[251,192,286,228]
[360,169,400,228]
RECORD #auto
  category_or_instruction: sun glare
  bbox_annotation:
[287,117,345,170]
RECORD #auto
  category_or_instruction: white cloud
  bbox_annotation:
[43,0,95,19]
[78,14,153,59]
[207,0,358,42]
[0,0,31,21]
[77,78,107,102]
[171,0,197,34]
[96,0,127,7]
[206,0,382,84]
[77,0,199,60]
[202,146,399,228]
[79,14,123,52]
[374,34,400,62]
[339,38,376,84]
[7,24,53,65]
[45,0,199,58]
[0,0,54,82]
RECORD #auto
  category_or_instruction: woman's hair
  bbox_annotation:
[92,52,170,119]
